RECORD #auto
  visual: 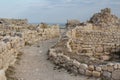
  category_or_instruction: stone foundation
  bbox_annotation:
[49,48,120,80]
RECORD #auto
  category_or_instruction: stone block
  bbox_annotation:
[79,68,85,75]
[86,70,92,76]
[102,65,108,71]
[88,65,94,71]
[96,66,102,72]
[103,71,111,79]
[92,71,101,77]
[107,65,114,72]
[80,63,88,70]
[112,70,120,80]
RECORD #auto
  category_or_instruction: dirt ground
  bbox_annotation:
[13,29,97,80]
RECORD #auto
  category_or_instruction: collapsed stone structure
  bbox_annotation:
[0,19,60,80]
[48,8,120,80]
[66,19,80,29]
[89,8,120,27]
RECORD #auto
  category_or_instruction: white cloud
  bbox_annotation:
[0,0,120,23]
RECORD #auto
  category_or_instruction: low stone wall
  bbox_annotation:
[0,18,28,26]
[49,48,120,80]
[0,36,24,70]
[0,36,24,80]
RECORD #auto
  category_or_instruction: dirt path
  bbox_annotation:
[13,30,96,80]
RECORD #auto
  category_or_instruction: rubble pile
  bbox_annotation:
[89,8,120,32]
[66,19,80,29]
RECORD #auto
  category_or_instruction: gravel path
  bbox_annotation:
[14,30,97,80]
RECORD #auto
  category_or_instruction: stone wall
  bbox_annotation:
[89,8,120,27]
[66,19,80,29]
[67,25,120,60]
[49,48,120,80]
[0,36,24,80]
[48,8,120,80]
[0,19,60,80]
[0,18,28,26]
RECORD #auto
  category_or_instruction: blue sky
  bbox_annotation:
[0,0,120,23]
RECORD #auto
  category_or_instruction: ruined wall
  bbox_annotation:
[48,8,120,80]
[89,8,120,27]
[0,36,24,80]
[0,19,60,80]
[66,19,80,29]
[49,25,120,80]
[67,25,120,60]
[66,8,120,61]
[0,18,28,26]
[49,48,120,80]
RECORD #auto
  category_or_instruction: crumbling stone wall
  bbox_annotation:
[0,18,28,26]
[49,48,120,80]
[0,36,24,70]
[0,19,60,80]
[89,8,120,27]
[67,25,120,60]
[48,8,120,80]
[0,36,24,80]
[66,8,120,61]
[66,19,80,29]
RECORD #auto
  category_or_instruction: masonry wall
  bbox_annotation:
[0,19,60,80]
[66,25,120,60]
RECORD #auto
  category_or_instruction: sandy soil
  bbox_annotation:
[13,29,97,80]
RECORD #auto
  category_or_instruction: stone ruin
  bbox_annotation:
[66,19,80,29]
[0,18,28,26]
[89,8,120,32]
[48,8,120,80]
[89,8,120,27]
[0,19,60,80]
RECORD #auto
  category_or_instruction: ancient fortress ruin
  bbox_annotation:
[0,8,119,80]
[0,18,60,80]
[48,8,120,80]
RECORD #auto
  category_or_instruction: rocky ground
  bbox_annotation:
[11,29,97,80]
